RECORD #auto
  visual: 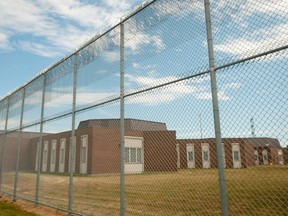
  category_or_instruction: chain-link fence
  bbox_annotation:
[0,0,288,215]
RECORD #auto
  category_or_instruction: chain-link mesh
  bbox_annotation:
[0,0,287,215]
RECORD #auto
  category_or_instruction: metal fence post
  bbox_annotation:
[204,0,228,215]
[0,96,10,192]
[35,74,47,206]
[68,53,78,216]
[13,88,26,201]
[120,22,125,216]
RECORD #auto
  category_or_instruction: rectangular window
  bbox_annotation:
[278,150,283,161]
[43,150,48,164]
[125,148,130,163]
[203,151,209,161]
[51,149,56,164]
[60,149,65,164]
[234,151,240,161]
[81,146,87,164]
[188,151,194,161]
[137,148,142,163]
[125,147,143,163]
[130,148,136,163]
[263,154,268,161]
[254,154,259,161]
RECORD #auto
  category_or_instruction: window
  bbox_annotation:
[203,151,209,161]
[125,148,130,162]
[137,148,142,163]
[278,150,283,161]
[125,147,142,163]
[263,154,268,161]
[233,151,240,161]
[254,154,259,161]
[188,151,194,161]
[51,149,56,164]
[60,149,65,164]
[81,146,87,164]
[80,135,88,165]
[43,150,48,164]
[130,148,136,162]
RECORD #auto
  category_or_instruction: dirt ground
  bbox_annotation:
[0,195,67,216]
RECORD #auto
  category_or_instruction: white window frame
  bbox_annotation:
[124,136,144,174]
[124,147,143,164]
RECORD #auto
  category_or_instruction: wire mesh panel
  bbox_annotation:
[1,90,23,195]
[16,125,41,201]
[35,117,72,210]
[22,76,45,127]
[124,0,208,94]
[1,131,18,195]
[6,90,23,131]
[0,99,8,131]
[43,57,74,119]
[124,74,222,215]
[216,49,288,215]
[0,0,287,215]
[211,0,288,66]
[72,103,121,215]
[76,26,121,111]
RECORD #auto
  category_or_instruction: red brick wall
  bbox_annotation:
[1,136,31,172]
[283,148,288,165]
[91,127,121,174]
[90,127,144,174]
[143,130,177,172]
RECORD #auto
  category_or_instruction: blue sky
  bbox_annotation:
[0,0,145,98]
[0,0,287,146]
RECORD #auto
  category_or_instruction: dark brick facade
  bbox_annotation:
[177,137,283,169]
[0,119,285,174]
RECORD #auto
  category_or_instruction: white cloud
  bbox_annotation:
[195,91,229,101]
[18,41,63,57]
[0,0,145,57]
[124,31,165,52]
[213,0,288,58]
[0,32,12,51]
[125,73,240,105]
[215,25,288,58]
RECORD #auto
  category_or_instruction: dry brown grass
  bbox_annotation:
[1,166,288,215]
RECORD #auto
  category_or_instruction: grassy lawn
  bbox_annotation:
[0,198,38,216]
[1,166,288,215]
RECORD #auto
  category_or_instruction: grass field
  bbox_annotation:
[0,198,38,216]
[1,166,288,215]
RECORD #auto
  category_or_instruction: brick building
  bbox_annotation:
[0,119,286,174]
[177,137,284,169]
[30,119,177,175]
